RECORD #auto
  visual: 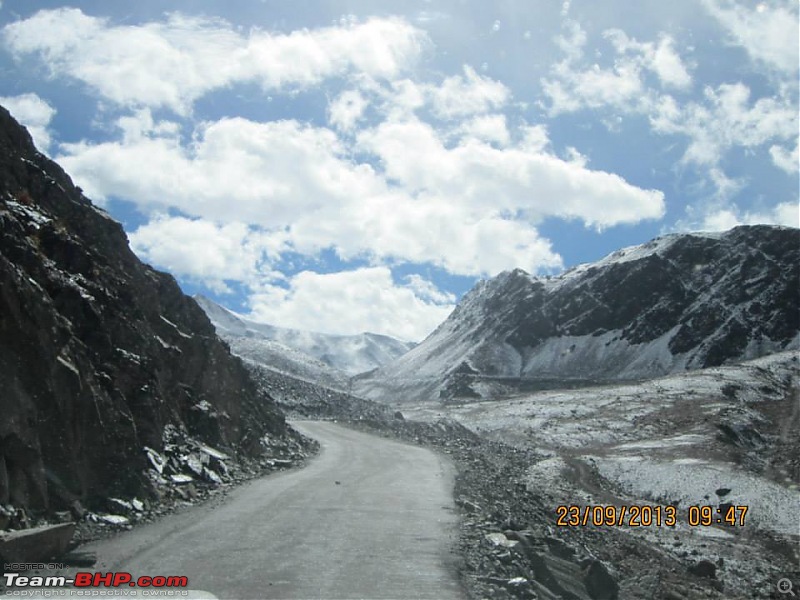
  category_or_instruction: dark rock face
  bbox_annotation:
[359,225,800,402]
[0,107,289,513]
[488,228,798,368]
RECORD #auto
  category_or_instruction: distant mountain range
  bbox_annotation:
[195,295,415,384]
[354,226,799,403]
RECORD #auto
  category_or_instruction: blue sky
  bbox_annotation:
[0,0,797,342]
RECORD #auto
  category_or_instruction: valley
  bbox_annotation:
[396,351,800,597]
[199,297,799,598]
[0,103,797,600]
[192,223,800,599]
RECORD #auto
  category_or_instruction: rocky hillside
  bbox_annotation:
[0,107,299,516]
[245,362,394,422]
[195,294,414,377]
[356,226,800,403]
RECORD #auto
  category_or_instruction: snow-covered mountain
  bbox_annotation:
[355,225,800,403]
[195,295,415,379]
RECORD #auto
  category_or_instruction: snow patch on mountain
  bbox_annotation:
[196,295,414,377]
[357,226,799,403]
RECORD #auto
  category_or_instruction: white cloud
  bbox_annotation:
[380,78,428,118]
[519,125,551,152]
[415,11,449,25]
[129,215,280,293]
[352,67,509,124]
[543,27,692,117]
[116,108,181,142]
[700,209,741,231]
[3,9,428,114]
[651,83,797,167]
[248,267,455,342]
[698,202,799,231]
[455,114,511,146]
[355,116,664,231]
[0,92,56,151]
[676,199,799,232]
[543,59,644,116]
[773,203,800,228]
[605,30,692,90]
[702,0,799,74]
[59,111,663,278]
[543,17,796,196]
[429,65,510,119]
[131,216,457,340]
[554,19,586,62]
[770,139,799,173]
[328,89,369,131]
[57,116,360,224]
[650,37,693,89]
[404,274,456,304]
[706,167,744,200]
[564,146,588,168]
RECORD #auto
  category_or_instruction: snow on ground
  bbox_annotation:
[5,199,51,226]
[588,455,799,534]
[406,351,796,450]
[612,434,706,451]
[404,351,800,548]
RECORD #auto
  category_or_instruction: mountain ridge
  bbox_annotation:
[355,226,800,403]
[195,294,415,378]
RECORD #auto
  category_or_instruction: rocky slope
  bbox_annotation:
[397,350,800,598]
[349,349,800,599]
[195,294,414,378]
[0,107,300,517]
[244,360,394,422]
[355,226,799,403]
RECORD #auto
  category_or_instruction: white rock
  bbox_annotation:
[170,474,194,484]
[144,447,165,474]
[485,532,518,548]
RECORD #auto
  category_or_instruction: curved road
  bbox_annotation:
[84,421,464,600]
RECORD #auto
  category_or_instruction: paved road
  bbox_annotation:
[84,421,464,600]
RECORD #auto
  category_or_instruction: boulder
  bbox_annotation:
[688,559,716,579]
[486,532,519,548]
[0,522,74,563]
[582,559,619,599]
[527,551,591,600]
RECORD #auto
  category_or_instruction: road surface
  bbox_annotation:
[82,421,464,599]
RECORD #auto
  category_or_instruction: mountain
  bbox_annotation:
[355,226,800,403]
[0,106,299,515]
[195,295,415,379]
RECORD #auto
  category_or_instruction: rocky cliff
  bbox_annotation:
[0,107,293,514]
[355,226,800,403]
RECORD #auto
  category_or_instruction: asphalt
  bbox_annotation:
[81,421,465,600]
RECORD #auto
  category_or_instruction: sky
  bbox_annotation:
[0,0,797,342]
